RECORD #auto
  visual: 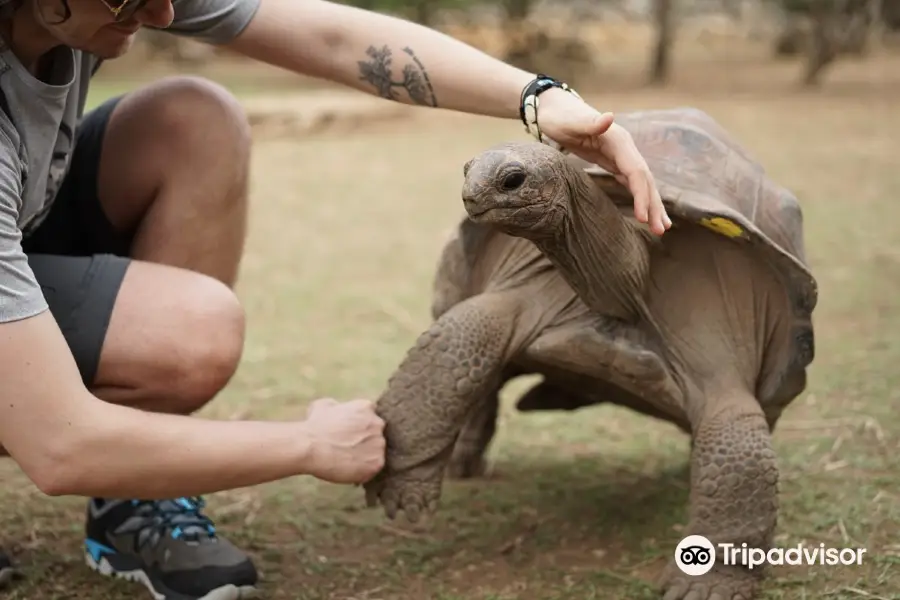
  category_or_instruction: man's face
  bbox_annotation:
[36,0,175,58]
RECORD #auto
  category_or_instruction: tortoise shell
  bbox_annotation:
[567,107,817,408]
[446,107,817,414]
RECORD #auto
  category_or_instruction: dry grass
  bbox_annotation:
[1,50,899,600]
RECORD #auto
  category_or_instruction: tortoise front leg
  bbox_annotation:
[660,389,778,600]
[364,292,540,523]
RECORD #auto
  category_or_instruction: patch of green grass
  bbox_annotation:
[2,55,900,599]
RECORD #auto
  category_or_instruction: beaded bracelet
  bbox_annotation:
[518,74,582,145]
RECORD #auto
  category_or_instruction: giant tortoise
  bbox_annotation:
[363,107,817,600]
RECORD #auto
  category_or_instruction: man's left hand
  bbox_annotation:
[534,88,672,236]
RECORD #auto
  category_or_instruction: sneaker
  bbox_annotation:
[0,550,20,588]
[84,497,258,600]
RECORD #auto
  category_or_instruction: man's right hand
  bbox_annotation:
[302,397,387,484]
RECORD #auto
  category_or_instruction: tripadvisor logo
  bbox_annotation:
[675,535,716,576]
[675,535,867,576]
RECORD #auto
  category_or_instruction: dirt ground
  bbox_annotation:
[1,46,898,600]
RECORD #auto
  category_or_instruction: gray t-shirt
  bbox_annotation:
[0,0,260,323]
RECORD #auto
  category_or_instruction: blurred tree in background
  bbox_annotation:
[772,0,895,84]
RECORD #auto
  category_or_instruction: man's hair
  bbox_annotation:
[0,0,18,17]
[0,0,73,23]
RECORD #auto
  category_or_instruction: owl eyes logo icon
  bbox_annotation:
[675,535,716,576]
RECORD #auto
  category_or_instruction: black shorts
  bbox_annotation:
[20,96,132,386]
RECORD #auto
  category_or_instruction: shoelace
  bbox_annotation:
[124,497,218,549]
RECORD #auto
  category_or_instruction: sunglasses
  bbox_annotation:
[98,0,150,21]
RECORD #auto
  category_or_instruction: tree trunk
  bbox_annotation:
[500,0,535,70]
[649,0,674,84]
[803,10,838,85]
[502,0,531,21]
[413,0,434,26]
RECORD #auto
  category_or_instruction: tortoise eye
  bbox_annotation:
[501,171,526,191]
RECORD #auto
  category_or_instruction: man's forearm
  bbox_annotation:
[0,311,322,499]
[228,0,535,118]
[49,401,319,499]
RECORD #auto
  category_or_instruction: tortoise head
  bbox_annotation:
[461,141,578,238]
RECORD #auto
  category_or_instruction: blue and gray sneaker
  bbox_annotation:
[84,497,258,600]
[0,550,19,588]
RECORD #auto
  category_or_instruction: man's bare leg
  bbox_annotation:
[98,76,250,287]
[91,75,252,414]
[27,75,261,600]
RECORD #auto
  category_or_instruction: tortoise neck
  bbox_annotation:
[534,172,655,323]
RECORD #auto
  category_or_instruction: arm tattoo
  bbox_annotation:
[357,45,438,108]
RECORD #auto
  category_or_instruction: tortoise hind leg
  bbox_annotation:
[447,386,501,479]
[659,387,777,600]
[447,373,597,480]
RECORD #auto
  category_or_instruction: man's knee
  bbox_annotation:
[97,75,253,238]
[134,75,252,153]
[102,74,253,188]
[95,263,247,414]
[167,275,246,411]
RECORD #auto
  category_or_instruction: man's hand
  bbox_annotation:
[532,88,672,236]
[302,398,387,484]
